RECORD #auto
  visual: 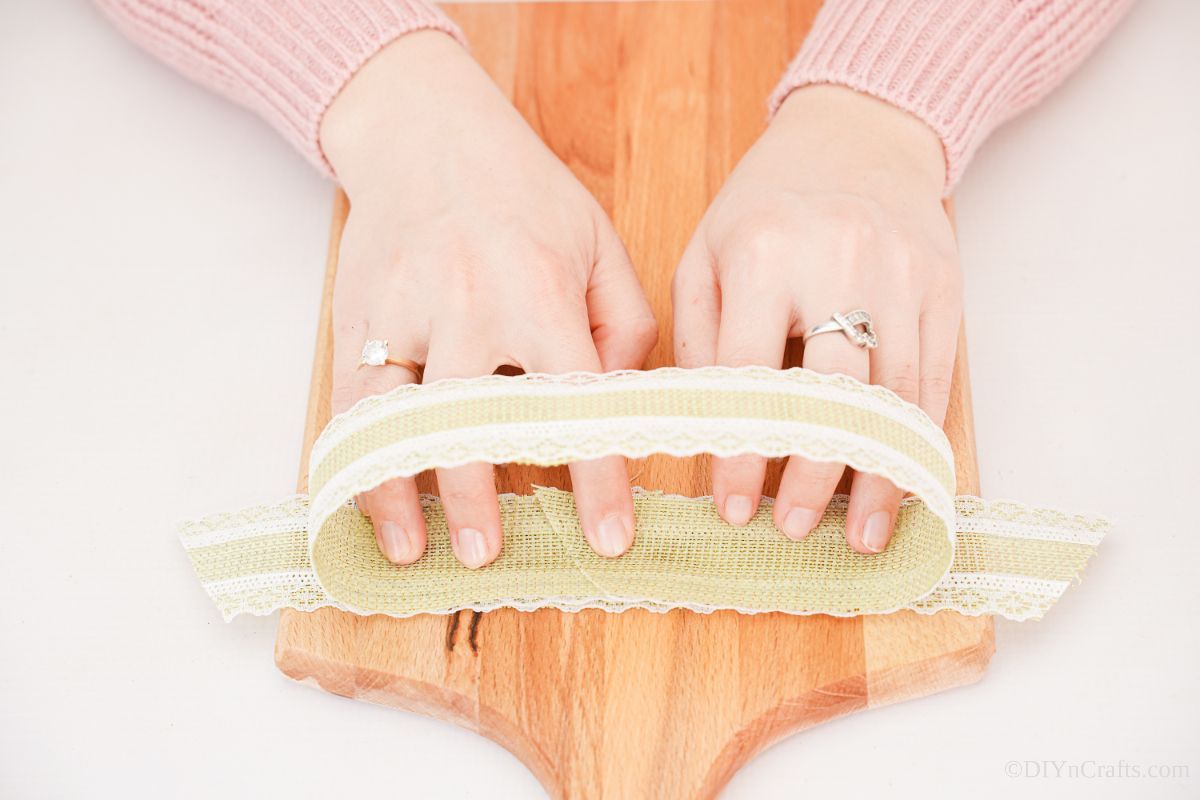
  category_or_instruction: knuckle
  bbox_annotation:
[727,218,794,273]
[878,369,920,402]
[798,346,863,378]
[785,458,844,492]
[354,371,402,397]
[920,370,954,400]
[723,453,763,470]
[364,493,404,520]
[805,458,845,482]
[330,383,361,413]
[438,482,494,508]
[629,314,660,351]
[740,222,789,259]
[368,478,411,503]
[715,453,765,483]
[814,196,880,245]
[719,342,769,368]
[824,209,876,246]
[528,270,578,310]
[444,251,488,299]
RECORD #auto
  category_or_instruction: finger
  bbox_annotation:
[844,316,920,554]
[588,222,659,371]
[772,455,847,541]
[712,277,791,526]
[423,331,504,570]
[332,328,428,565]
[526,307,636,558]
[354,475,428,565]
[918,304,962,427]
[773,313,870,540]
[670,236,720,368]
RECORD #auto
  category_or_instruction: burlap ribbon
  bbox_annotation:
[178,367,1107,622]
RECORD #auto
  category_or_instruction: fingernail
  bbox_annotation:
[594,513,632,558]
[380,521,413,562]
[457,527,490,569]
[782,507,821,540]
[861,511,892,553]
[724,494,755,526]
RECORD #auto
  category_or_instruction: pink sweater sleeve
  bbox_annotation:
[95,0,466,177]
[769,0,1134,191]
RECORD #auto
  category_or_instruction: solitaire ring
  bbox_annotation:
[803,310,878,349]
[358,339,424,379]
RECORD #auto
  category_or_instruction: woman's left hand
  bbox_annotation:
[672,85,962,554]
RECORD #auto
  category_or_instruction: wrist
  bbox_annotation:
[770,86,947,196]
[319,30,494,192]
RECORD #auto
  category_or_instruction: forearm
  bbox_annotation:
[770,0,1136,192]
[94,0,465,176]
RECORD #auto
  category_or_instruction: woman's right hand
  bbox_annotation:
[319,31,658,570]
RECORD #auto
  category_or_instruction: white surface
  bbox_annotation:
[1,1,1196,797]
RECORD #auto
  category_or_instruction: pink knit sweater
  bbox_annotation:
[96,0,1132,190]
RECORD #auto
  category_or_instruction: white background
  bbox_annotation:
[2,1,1197,798]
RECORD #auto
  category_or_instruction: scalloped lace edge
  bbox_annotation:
[184,493,1108,623]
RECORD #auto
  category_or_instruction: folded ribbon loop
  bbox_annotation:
[179,367,1107,622]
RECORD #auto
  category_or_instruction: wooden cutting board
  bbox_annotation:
[276,2,994,796]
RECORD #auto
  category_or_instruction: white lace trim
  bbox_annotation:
[197,571,1080,623]
[308,419,956,554]
[954,501,1109,545]
[308,366,954,472]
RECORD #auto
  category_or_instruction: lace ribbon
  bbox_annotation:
[178,367,1107,622]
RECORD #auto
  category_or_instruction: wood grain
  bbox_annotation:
[276,3,993,796]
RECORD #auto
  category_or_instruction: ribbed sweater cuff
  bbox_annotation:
[99,1,466,177]
[768,0,1131,192]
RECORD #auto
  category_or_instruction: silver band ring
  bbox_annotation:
[803,310,878,349]
[358,339,424,380]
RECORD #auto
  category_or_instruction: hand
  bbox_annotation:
[672,85,961,554]
[320,31,657,569]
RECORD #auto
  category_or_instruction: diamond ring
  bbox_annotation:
[802,310,878,349]
[358,339,424,379]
